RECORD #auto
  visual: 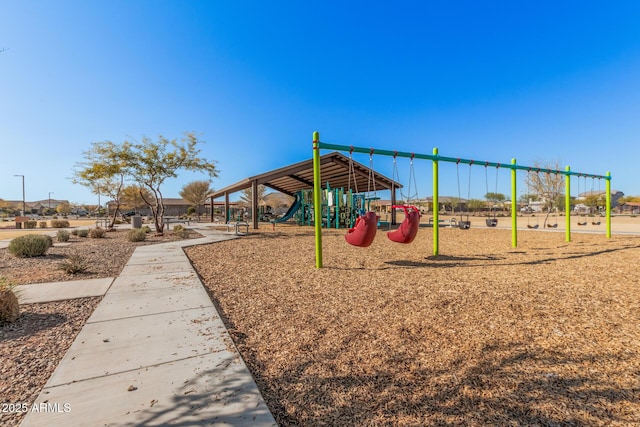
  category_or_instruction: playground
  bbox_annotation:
[186,222,640,426]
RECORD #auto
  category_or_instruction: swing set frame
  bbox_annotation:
[312,131,612,268]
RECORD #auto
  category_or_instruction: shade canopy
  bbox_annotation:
[208,151,400,200]
[207,152,401,228]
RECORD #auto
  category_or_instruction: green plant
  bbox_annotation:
[172,228,190,239]
[58,252,88,274]
[77,229,89,238]
[127,228,147,242]
[172,224,184,232]
[8,234,52,258]
[0,277,20,324]
[89,228,106,238]
[57,230,70,242]
[71,229,79,236]
[51,219,70,228]
[23,220,37,229]
[38,221,47,228]
[141,225,152,233]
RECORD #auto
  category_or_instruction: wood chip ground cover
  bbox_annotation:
[185,226,640,426]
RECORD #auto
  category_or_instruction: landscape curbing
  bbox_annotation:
[20,225,277,427]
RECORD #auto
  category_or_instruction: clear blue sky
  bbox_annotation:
[2,1,639,205]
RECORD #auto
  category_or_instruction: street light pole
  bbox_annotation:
[13,175,25,216]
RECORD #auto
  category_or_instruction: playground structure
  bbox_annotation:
[312,131,612,268]
[295,187,383,229]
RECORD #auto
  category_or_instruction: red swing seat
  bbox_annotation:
[345,211,378,247]
[387,205,421,244]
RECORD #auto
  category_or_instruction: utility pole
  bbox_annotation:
[13,175,25,216]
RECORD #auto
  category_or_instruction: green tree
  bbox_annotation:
[179,180,212,216]
[525,163,564,227]
[120,185,154,212]
[124,133,218,233]
[73,141,129,229]
[467,199,485,213]
[55,202,72,215]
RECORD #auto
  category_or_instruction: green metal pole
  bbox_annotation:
[511,159,517,247]
[565,166,571,242]
[433,147,439,256]
[313,131,323,268]
[606,171,611,238]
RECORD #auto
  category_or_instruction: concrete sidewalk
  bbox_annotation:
[21,225,277,427]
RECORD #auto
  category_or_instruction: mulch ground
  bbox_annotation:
[186,225,640,426]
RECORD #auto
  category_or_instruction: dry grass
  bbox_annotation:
[186,225,640,426]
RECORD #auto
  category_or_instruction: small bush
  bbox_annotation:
[57,230,70,242]
[38,221,47,228]
[71,229,79,236]
[8,234,52,258]
[89,228,106,238]
[51,219,70,228]
[0,277,20,324]
[127,229,147,242]
[23,220,37,229]
[172,224,184,232]
[77,229,89,238]
[58,252,88,275]
[141,225,152,233]
[172,229,190,239]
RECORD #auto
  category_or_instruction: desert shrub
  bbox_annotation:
[8,234,52,258]
[127,229,147,242]
[172,224,184,232]
[89,228,106,238]
[23,220,37,229]
[0,277,20,324]
[76,229,89,238]
[57,230,70,242]
[172,228,190,239]
[58,252,88,274]
[71,229,79,236]
[38,221,47,228]
[114,219,123,225]
[51,219,70,228]
[141,225,152,233]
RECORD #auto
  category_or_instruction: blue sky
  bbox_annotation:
[1,1,639,206]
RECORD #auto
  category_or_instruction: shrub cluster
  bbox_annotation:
[51,219,70,228]
[38,221,48,228]
[23,220,37,229]
[127,229,147,242]
[76,229,89,238]
[0,277,20,324]
[58,252,88,274]
[8,234,52,258]
[57,230,70,242]
[172,228,190,239]
[89,228,106,238]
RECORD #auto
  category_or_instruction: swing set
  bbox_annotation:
[312,131,612,268]
[345,150,421,247]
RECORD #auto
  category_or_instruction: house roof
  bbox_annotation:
[208,151,401,199]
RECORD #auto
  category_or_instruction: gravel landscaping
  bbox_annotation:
[186,225,640,426]
[0,228,201,427]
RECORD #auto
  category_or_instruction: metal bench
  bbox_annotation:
[226,221,249,236]
[163,218,191,230]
